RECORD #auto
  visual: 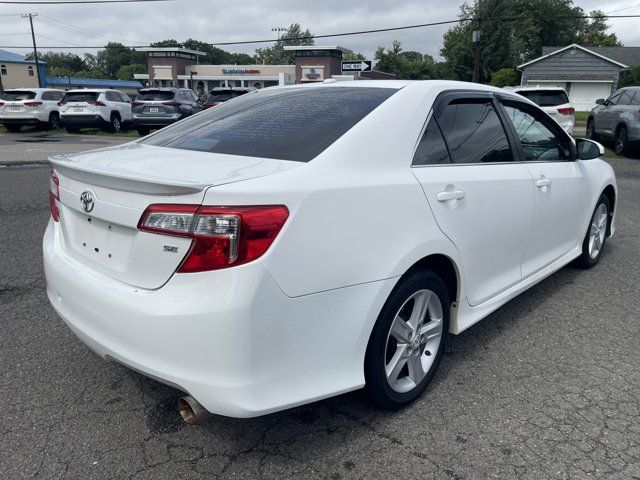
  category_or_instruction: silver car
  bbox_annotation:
[587,87,640,156]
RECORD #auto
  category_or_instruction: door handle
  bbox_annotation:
[536,178,552,188]
[437,189,465,202]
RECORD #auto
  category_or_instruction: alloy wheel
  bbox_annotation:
[112,117,121,132]
[384,289,443,393]
[586,121,594,139]
[588,203,608,259]
[614,128,626,155]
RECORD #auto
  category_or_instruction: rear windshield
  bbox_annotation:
[137,90,175,101]
[2,91,36,101]
[207,92,235,102]
[142,87,396,162]
[516,90,569,107]
[62,92,99,103]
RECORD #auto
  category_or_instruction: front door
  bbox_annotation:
[498,96,591,277]
[412,94,535,306]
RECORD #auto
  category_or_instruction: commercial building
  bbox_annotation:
[518,43,640,111]
[0,49,46,91]
[134,45,394,92]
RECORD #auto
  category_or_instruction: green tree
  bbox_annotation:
[583,10,622,47]
[618,66,640,89]
[255,23,313,65]
[343,52,367,61]
[489,67,519,87]
[440,0,621,82]
[374,40,442,79]
[96,42,146,78]
[116,63,147,80]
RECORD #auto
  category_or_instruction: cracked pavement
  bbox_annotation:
[0,156,639,479]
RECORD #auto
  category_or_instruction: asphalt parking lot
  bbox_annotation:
[1,138,639,479]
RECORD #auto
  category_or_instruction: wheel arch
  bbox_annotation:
[400,254,460,306]
[602,184,616,236]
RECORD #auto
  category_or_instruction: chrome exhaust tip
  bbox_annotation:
[178,395,211,425]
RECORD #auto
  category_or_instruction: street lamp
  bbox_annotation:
[271,27,287,40]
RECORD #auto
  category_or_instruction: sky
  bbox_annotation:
[1,0,639,62]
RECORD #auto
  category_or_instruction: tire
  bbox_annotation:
[136,127,150,136]
[365,270,449,410]
[5,125,21,133]
[586,118,597,140]
[109,114,121,133]
[575,194,610,268]
[614,126,628,156]
[48,113,62,130]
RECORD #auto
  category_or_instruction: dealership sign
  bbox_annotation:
[341,61,372,72]
[222,68,261,75]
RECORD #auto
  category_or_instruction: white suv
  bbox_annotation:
[507,86,575,135]
[59,89,132,133]
[0,88,65,132]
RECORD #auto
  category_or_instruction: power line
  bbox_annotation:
[2,14,639,50]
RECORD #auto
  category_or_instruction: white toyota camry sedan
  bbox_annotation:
[44,80,617,422]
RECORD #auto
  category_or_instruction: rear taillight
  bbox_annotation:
[557,107,575,115]
[138,205,289,272]
[49,170,60,222]
[23,101,43,107]
[132,101,144,106]
[87,100,106,106]
[162,101,180,107]
[0,101,4,106]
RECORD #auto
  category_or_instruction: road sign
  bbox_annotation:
[341,61,372,72]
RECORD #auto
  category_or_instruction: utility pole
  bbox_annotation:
[472,0,483,83]
[22,13,42,88]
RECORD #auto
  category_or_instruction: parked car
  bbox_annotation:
[44,81,616,422]
[201,87,251,109]
[59,89,132,133]
[587,86,640,155]
[0,88,65,132]
[507,86,575,135]
[132,88,202,135]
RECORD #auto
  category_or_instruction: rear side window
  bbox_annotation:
[2,90,36,101]
[62,92,99,103]
[137,90,175,101]
[437,100,513,164]
[143,87,396,162]
[516,90,569,107]
[412,117,451,165]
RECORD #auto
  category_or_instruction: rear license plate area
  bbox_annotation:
[10,106,20,111]
[74,107,83,112]
[149,107,159,113]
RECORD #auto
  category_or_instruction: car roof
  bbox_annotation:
[509,86,568,92]
[64,89,118,93]
[139,87,180,91]
[5,87,64,92]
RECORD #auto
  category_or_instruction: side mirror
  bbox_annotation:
[595,98,605,105]
[576,138,604,160]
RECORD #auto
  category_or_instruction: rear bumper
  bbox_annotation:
[43,220,393,417]
[60,114,107,128]
[0,116,41,126]
[132,114,182,127]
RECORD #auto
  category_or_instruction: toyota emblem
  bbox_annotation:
[80,190,95,213]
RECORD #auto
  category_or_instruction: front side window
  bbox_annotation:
[412,117,451,166]
[142,87,397,162]
[437,99,513,164]
[501,100,572,162]
[618,90,634,106]
[632,90,640,106]
[607,92,622,106]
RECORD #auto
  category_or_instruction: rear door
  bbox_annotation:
[498,96,590,277]
[412,92,535,306]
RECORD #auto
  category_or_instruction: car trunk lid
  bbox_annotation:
[50,143,301,289]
